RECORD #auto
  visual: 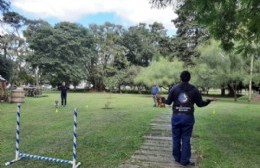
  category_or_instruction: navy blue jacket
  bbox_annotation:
[59,85,68,95]
[164,82,210,114]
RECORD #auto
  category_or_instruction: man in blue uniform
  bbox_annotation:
[162,71,216,166]
[151,83,160,107]
[59,82,69,107]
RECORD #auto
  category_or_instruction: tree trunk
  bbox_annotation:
[227,84,235,97]
[229,83,237,101]
[118,85,121,93]
[248,55,254,102]
[137,85,141,94]
[234,85,237,102]
[4,44,7,59]
[221,86,225,96]
[35,66,39,87]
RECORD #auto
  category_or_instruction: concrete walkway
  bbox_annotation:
[119,111,198,168]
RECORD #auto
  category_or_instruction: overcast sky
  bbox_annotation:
[10,0,177,36]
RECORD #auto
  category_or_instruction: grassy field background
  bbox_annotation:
[1,93,163,168]
[0,92,260,168]
[193,99,260,168]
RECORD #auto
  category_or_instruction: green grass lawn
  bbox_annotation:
[0,93,162,168]
[194,101,260,168]
[0,92,259,168]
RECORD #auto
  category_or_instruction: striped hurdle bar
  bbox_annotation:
[5,104,81,168]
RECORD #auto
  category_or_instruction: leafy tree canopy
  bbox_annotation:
[24,22,95,86]
[135,57,184,89]
[150,0,260,51]
[0,56,12,80]
[0,0,10,15]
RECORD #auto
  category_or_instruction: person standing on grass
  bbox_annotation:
[151,82,160,107]
[162,71,216,166]
[59,82,69,107]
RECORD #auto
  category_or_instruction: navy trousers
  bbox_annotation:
[171,114,194,165]
[61,94,67,106]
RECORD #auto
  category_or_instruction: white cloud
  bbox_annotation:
[11,0,177,32]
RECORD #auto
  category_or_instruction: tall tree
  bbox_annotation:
[24,22,95,86]
[122,23,156,67]
[171,0,209,64]
[89,22,127,91]
[0,56,12,80]
[150,0,260,101]
[1,11,35,85]
[0,0,10,16]
[193,40,247,101]
[135,57,184,90]
[148,22,172,57]
[253,58,260,93]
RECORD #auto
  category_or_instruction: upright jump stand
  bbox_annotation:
[5,103,81,168]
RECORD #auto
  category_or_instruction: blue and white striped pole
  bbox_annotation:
[5,103,22,166]
[72,108,81,168]
[15,103,21,160]
[19,153,71,164]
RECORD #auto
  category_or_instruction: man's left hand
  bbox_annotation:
[210,98,218,101]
